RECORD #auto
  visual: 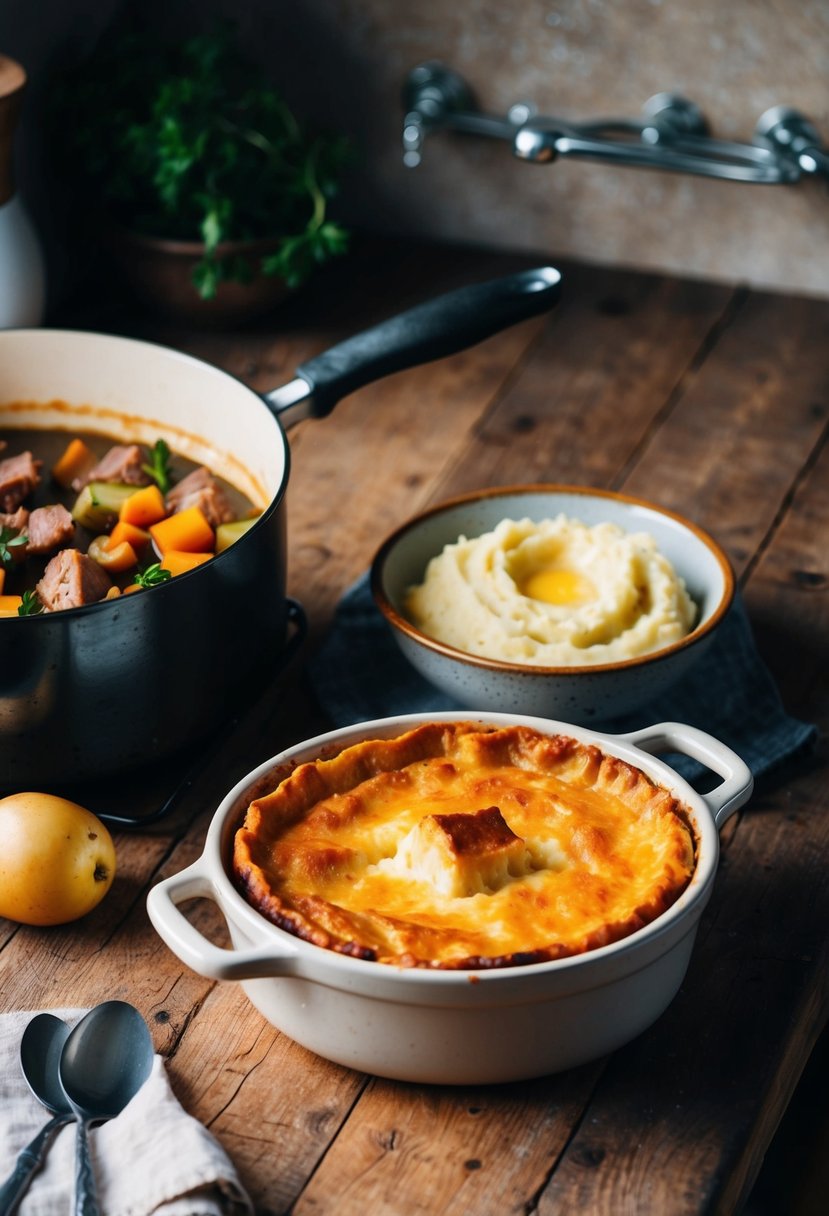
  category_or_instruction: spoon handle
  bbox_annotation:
[73,1120,99,1216]
[0,1112,73,1215]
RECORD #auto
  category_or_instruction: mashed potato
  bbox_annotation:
[404,515,697,666]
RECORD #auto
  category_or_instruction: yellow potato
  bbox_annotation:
[0,793,116,926]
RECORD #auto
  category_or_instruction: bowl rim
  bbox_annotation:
[203,711,729,994]
[370,483,735,676]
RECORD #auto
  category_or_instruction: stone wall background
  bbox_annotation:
[265,0,829,297]
[3,0,828,300]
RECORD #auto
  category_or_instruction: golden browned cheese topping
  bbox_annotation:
[231,722,696,969]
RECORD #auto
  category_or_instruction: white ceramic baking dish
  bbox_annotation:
[147,712,753,1085]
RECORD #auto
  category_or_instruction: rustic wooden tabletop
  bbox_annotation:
[1,238,826,1215]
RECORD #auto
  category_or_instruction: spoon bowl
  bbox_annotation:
[59,1001,154,1216]
[21,1013,73,1116]
[0,1014,73,1215]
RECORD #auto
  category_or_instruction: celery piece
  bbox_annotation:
[71,482,137,531]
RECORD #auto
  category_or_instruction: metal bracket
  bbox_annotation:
[754,105,829,178]
[402,62,826,186]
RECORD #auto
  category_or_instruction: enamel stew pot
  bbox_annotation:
[0,266,560,787]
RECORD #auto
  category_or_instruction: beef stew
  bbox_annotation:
[0,422,257,615]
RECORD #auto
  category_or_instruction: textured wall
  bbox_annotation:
[252,0,829,297]
[3,0,829,298]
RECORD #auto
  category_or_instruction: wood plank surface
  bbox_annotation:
[293,1066,602,1216]
[539,432,829,1214]
[1,238,825,1216]
[435,265,734,496]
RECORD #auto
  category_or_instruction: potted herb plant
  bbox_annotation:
[60,25,351,323]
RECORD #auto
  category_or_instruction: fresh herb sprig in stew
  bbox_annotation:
[142,439,173,495]
[133,563,173,589]
[18,590,43,617]
[0,527,27,567]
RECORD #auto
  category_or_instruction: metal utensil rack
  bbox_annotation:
[402,62,829,186]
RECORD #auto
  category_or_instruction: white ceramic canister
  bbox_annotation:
[0,54,45,326]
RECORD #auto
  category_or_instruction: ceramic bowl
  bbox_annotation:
[146,711,753,1084]
[370,485,734,724]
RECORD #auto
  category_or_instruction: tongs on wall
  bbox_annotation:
[402,61,829,186]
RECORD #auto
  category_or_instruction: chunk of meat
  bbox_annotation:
[73,444,152,490]
[0,507,29,567]
[0,451,42,511]
[36,548,113,612]
[0,507,29,532]
[25,504,75,555]
[165,466,235,528]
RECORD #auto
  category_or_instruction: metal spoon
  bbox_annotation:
[0,1014,74,1215]
[58,1001,154,1216]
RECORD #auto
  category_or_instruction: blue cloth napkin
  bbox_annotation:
[308,574,816,784]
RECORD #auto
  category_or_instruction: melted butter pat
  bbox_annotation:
[520,567,597,607]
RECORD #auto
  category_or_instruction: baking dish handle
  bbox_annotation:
[621,721,754,828]
[147,862,300,981]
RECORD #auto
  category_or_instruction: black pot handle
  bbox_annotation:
[264,265,561,425]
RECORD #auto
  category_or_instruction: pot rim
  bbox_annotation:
[370,484,735,677]
[193,710,745,996]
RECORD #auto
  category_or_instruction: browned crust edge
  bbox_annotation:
[230,722,697,970]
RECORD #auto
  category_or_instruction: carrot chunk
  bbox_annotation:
[108,520,151,551]
[150,506,214,555]
[51,438,95,489]
[119,484,167,527]
[160,550,212,576]
[0,568,4,594]
[0,594,23,616]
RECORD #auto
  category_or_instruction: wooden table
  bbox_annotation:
[1,239,827,1214]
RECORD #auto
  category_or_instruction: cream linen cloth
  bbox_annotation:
[0,1009,252,1216]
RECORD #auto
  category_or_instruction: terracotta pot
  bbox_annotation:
[105,226,292,326]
